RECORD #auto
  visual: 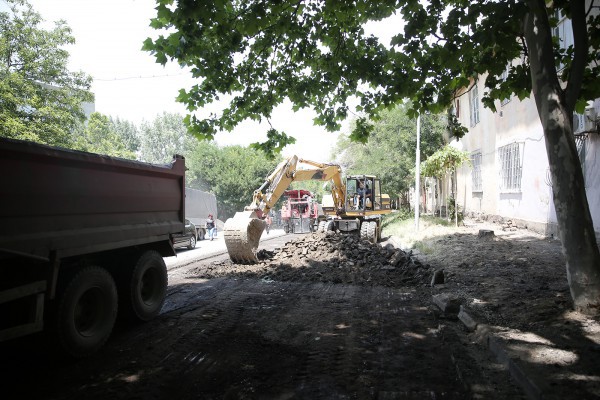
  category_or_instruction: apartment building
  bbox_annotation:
[451,78,599,236]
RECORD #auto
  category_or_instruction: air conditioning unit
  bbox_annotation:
[573,113,585,133]
[585,103,598,131]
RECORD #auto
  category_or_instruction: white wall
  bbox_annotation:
[584,135,600,233]
[454,76,599,236]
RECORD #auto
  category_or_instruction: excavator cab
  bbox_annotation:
[344,175,383,212]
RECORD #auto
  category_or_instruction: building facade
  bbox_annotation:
[452,77,600,237]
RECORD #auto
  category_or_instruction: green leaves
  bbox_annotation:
[421,145,470,179]
[143,0,600,157]
[186,142,281,219]
[71,112,136,159]
[333,104,446,199]
[0,0,93,147]
[249,128,296,160]
[348,117,373,144]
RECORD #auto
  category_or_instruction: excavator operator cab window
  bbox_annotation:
[364,178,373,209]
[373,179,381,210]
[346,179,358,210]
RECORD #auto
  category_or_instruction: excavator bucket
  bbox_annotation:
[223,211,266,264]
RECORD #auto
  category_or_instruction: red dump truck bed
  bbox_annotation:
[0,138,185,260]
[0,138,185,357]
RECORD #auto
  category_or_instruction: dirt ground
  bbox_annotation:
[2,217,599,399]
[186,216,600,399]
[389,216,600,399]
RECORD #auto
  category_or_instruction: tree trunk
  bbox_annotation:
[444,173,449,221]
[436,176,441,217]
[454,170,458,227]
[524,0,600,314]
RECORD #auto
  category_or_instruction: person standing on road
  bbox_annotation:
[206,214,216,240]
[265,213,272,234]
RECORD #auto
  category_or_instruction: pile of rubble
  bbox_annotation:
[187,231,433,287]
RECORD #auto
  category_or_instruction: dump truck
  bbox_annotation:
[280,189,319,234]
[223,156,391,263]
[0,138,186,357]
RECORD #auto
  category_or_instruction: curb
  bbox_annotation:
[485,333,544,400]
[450,304,548,400]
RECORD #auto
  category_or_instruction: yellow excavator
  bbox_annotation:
[223,155,392,263]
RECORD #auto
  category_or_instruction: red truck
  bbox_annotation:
[280,189,321,233]
[0,138,185,357]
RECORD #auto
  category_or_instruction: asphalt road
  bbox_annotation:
[0,229,522,400]
[165,228,288,270]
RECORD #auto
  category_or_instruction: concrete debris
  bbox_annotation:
[432,293,461,315]
[478,229,495,240]
[191,232,433,287]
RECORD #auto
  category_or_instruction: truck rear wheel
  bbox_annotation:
[56,266,118,358]
[121,250,168,322]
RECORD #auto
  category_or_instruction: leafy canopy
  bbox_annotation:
[0,0,93,147]
[334,104,446,199]
[71,112,136,159]
[186,143,281,219]
[143,1,600,156]
[420,145,471,179]
[138,112,197,164]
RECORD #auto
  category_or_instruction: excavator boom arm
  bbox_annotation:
[224,155,346,264]
[247,156,345,217]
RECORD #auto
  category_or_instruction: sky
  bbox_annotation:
[27,0,402,161]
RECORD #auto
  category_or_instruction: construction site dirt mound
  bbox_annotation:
[186,231,433,287]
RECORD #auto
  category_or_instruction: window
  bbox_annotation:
[455,99,460,118]
[469,84,480,127]
[553,10,573,70]
[471,152,482,192]
[498,142,523,192]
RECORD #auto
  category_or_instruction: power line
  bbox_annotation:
[94,72,188,82]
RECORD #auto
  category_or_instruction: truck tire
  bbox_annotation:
[366,221,377,243]
[122,251,168,322]
[317,221,327,232]
[360,221,369,240]
[56,266,118,358]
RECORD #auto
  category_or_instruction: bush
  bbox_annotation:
[447,197,464,224]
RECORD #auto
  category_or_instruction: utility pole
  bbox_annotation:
[415,114,420,231]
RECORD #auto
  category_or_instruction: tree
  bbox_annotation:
[110,116,141,154]
[334,104,446,202]
[0,0,93,147]
[186,143,281,219]
[421,145,471,226]
[138,112,195,164]
[71,112,136,159]
[145,1,600,314]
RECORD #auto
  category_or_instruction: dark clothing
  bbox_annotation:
[206,218,215,229]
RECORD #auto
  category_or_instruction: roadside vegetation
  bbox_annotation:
[382,211,457,255]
